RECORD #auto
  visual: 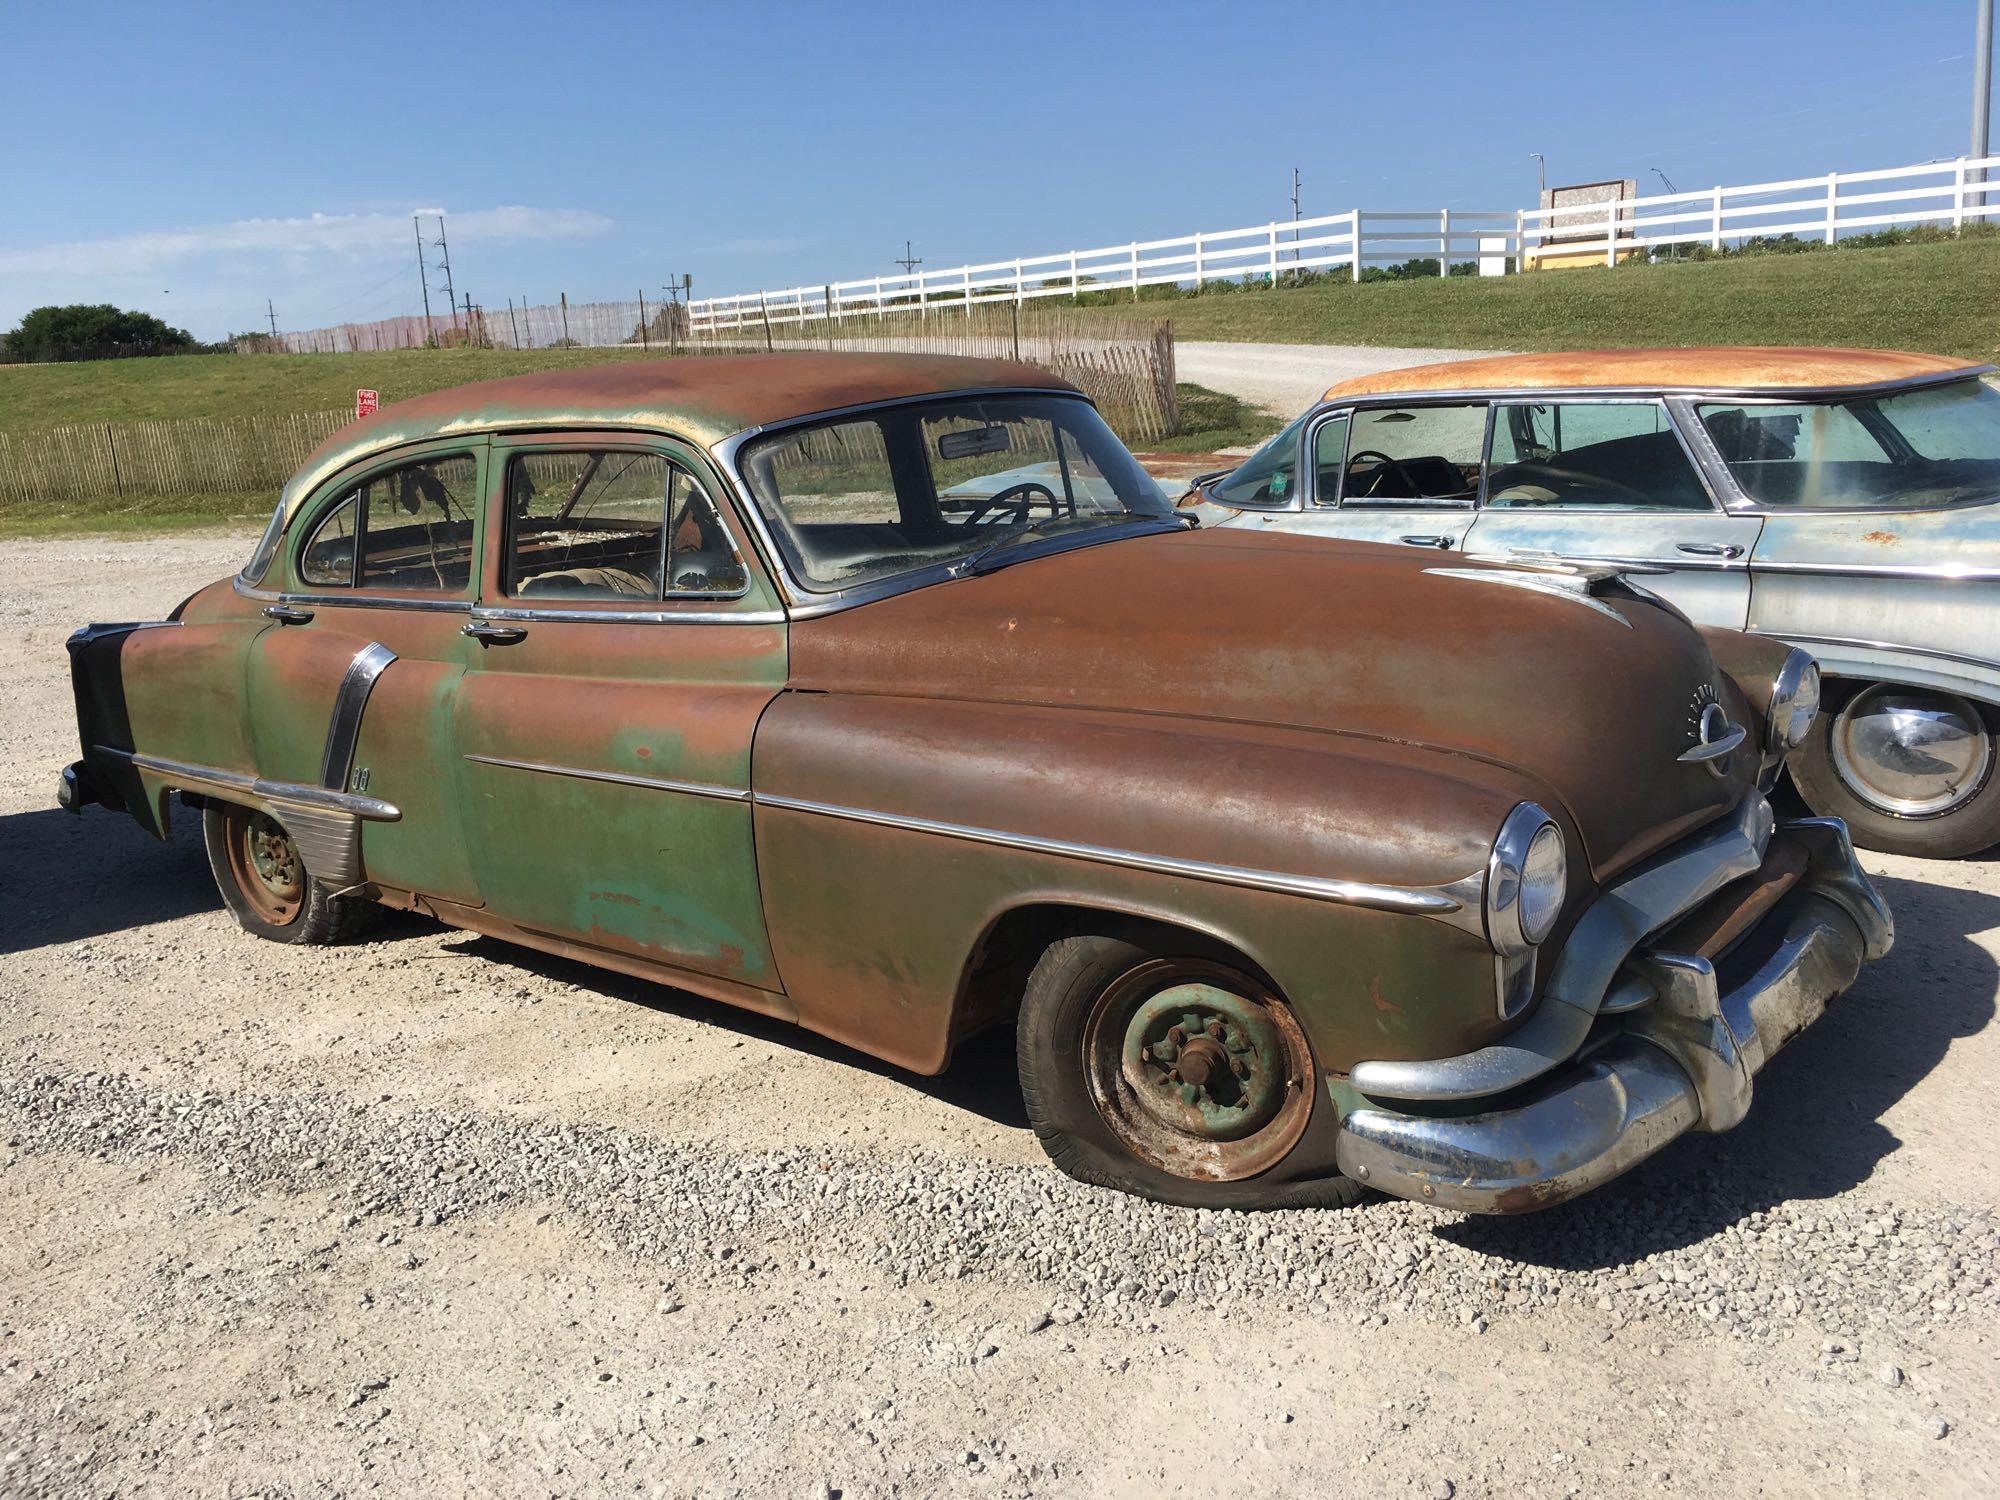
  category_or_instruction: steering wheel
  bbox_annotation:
[962,480,1064,528]
[1491,464,1652,504]
[1345,449,1420,499]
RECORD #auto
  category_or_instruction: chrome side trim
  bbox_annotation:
[320,643,397,791]
[1758,632,2000,678]
[1548,551,1743,573]
[1749,557,2000,582]
[754,791,1464,915]
[469,604,787,627]
[97,747,401,821]
[462,754,751,803]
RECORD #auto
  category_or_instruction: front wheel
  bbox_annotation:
[1016,925,1361,1210]
[203,801,378,944]
[1790,682,2000,858]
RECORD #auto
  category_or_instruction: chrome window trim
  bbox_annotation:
[1301,405,1347,509]
[463,754,751,802]
[1338,368,1992,409]
[710,387,1174,619]
[1328,398,1489,509]
[1480,395,1724,514]
[755,791,1467,916]
[231,579,474,613]
[493,438,757,606]
[287,440,486,603]
[320,643,397,791]
[468,604,787,627]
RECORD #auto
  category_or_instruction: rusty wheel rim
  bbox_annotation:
[225,807,304,925]
[1081,958,1313,1183]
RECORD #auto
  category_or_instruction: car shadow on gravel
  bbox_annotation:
[435,931,1031,1129]
[0,807,218,954]
[1435,871,1998,1268]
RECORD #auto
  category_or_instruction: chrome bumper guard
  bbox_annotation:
[1333,809,1892,1214]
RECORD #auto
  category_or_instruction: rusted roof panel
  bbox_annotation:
[1321,346,1988,401]
[282,352,1077,516]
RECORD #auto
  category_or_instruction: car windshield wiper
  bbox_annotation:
[953,514,1189,578]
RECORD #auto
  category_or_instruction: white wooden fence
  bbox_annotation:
[683,154,2000,332]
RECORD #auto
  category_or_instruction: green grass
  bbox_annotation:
[0,489,273,540]
[1144,384,1283,453]
[0,344,675,434]
[1080,237,2000,359]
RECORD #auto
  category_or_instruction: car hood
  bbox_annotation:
[785,528,1762,879]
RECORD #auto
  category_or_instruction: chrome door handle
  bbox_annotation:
[462,619,528,645]
[1675,542,1744,559]
[1400,534,1455,550]
[262,604,315,625]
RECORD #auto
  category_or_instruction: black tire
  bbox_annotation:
[203,801,381,945]
[1790,684,2000,858]
[1016,923,1363,1211]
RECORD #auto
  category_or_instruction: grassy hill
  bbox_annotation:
[1082,235,2000,359]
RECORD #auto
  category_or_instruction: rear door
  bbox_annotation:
[244,439,487,904]
[1464,398,1765,626]
[452,432,789,994]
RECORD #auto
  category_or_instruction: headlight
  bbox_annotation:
[1487,802,1567,954]
[1769,650,1822,751]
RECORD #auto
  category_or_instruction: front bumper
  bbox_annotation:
[1332,811,1892,1214]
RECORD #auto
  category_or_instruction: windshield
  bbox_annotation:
[1699,378,2000,510]
[1207,410,1308,506]
[737,394,1174,591]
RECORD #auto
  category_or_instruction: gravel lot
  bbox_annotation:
[2,532,1997,1499]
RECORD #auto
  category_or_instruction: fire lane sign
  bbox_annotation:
[355,388,380,419]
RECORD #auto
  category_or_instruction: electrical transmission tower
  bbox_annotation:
[412,215,460,344]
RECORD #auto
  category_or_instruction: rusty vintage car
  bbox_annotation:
[1187,347,2000,858]
[61,353,1891,1213]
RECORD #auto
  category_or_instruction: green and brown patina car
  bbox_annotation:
[60,353,1893,1213]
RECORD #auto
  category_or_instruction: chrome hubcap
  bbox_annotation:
[1830,685,1993,818]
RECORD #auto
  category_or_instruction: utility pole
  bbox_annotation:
[435,217,460,335]
[1291,167,1301,265]
[413,216,435,344]
[1531,153,1547,200]
[894,240,922,276]
[266,299,278,337]
[461,292,476,346]
[1975,0,1994,180]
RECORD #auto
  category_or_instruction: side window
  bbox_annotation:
[1487,402,1709,510]
[1309,414,1350,505]
[1210,410,1306,507]
[297,453,478,592]
[1344,405,1485,502]
[507,450,747,600]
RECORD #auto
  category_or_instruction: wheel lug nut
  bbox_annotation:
[1205,1019,1226,1041]
[1166,1025,1185,1046]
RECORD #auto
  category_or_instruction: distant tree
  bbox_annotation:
[2,303,200,362]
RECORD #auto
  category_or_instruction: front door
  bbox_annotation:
[453,433,789,994]
[244,439,487,905]
[1268,403,1484,552]
[1464,398,1766,627]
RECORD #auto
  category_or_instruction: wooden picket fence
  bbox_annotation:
[0,409,352,507]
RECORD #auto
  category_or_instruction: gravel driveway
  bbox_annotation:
[1176,342,1505,417]
[2,533,1996,1499]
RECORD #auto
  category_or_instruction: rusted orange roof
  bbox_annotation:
[281,352,1075,518]
[1321,347,1988,401]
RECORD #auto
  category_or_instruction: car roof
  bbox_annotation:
[1320,346,1991,401]
[281,351,1078,518]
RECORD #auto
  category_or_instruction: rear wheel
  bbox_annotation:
[1791,682,2000,858]
[1017,925,1361,1210]
[203,802,378,944]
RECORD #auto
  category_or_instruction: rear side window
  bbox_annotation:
[1486,401,1710,510]
[298,453,478,592]
[506,450,747,600]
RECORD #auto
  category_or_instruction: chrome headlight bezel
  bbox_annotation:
[1768,649,1821,752]
[1487,802,1567,957]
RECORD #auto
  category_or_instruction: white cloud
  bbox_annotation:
[0,205,613,278]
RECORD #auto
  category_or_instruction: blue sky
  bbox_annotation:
[2,0,1992,340]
